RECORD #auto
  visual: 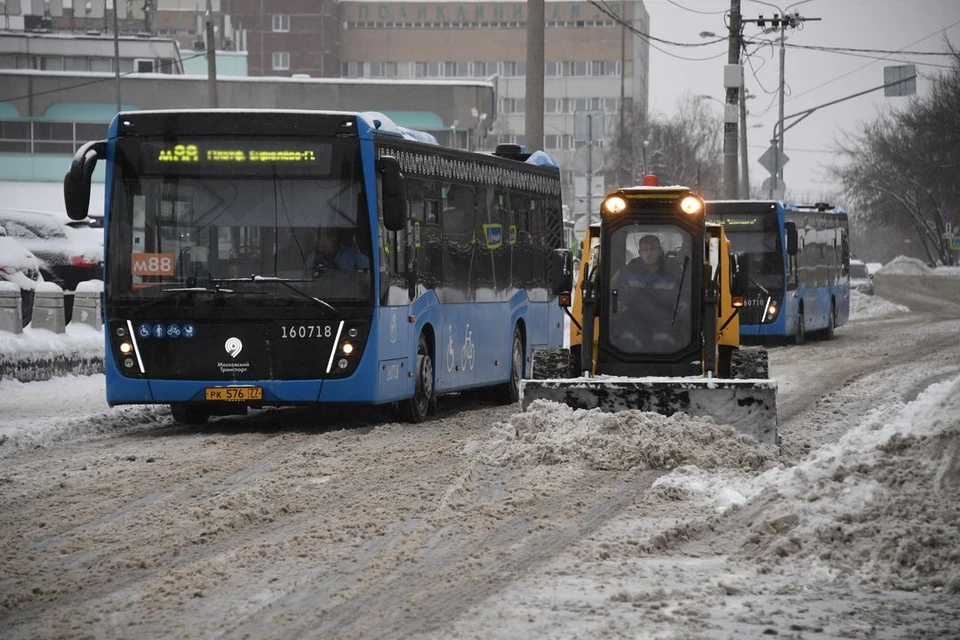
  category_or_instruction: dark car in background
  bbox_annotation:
[0,209,103,290]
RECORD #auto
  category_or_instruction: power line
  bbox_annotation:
[760,42,959,56]
[661,0,729,16]
[590,0,729,62]
[780,17,960,102]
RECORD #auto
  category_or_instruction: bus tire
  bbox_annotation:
[495,326,524,404]
[399,334,434,423]
[794,309,805,346]
[822,301,836,340]
[170,404,209,425]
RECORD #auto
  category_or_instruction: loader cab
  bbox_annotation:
[591,181,706,376]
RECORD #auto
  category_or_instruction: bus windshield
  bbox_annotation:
[107,136,372,307]
[710,214,784,292]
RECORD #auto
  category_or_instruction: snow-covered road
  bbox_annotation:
[1,284,958,639]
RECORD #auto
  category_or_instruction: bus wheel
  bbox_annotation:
[822,301,836,340]
[495,326,524,404]
[170,404,209,425]
[794,310,805,346]
[400,335,434,423]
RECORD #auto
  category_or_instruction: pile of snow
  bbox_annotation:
[653,375,960,593]
[849,289,909,319]
[0,323,103,359]
[877,255,933,275]
[466,400,776,472]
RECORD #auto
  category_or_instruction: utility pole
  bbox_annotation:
[618,0,627,186]
[723,0,741,199]
[112,0,121,113]
[525,0,545,152]
[739,85,749,197]
[742,9,820,198]
[205,0,219,108]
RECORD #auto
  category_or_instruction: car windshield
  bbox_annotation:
[850,263,869,278]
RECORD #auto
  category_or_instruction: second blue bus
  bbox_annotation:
[706,200,850,344]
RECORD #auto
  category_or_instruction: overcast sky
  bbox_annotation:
[643,0,960,202]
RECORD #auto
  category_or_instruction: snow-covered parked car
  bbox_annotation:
[0,209,103,293]
[849,259,874,295]
[0,225,44,326]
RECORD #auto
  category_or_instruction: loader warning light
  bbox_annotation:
[680,195,704,215]
[558,292,572,307]
[732,295,745,308]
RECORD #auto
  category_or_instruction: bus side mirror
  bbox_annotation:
[64,140,106,221]
[785,221,798,256]
[549,248,573,304]
[379,155,406,232]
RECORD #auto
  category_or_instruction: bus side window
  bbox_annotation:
[422,197,442,289]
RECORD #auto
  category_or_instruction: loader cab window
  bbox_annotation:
[607,224,693,354]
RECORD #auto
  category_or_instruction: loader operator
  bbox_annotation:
[611,233,690,353]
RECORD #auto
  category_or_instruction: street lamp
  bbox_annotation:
[470,107,488,151]
[449,119,459,149]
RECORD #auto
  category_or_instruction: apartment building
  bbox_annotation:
[337,0,649,208]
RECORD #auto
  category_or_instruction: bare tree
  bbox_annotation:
[608,92,724,198]
[835,47,960,265]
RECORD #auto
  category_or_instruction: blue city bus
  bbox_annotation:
[706,200,850,344]
[64,110,566,424]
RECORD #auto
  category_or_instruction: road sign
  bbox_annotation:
[572,143,604,175]
[758,144,789,175]
[884,64,917,97]
[761,177,786,200]
[950,237,960,251]
[574,175,605,198]
[574,110,604,142]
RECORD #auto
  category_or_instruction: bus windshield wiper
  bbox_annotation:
[132,286,235,315]
[750,276,771,296]
[215,275,338,315]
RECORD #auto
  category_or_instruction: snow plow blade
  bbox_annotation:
[520,377,779,446]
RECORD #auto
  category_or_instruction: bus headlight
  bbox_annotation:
[342,342,354,355]
[679,196,704,215]
[119,342,133,355]
[602,196,627,215]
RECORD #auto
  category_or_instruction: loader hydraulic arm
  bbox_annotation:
[579,263,597,376]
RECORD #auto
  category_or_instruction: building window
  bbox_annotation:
[272,51,290,71]
[272,14,290,32]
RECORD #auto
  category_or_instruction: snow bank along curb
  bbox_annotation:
[0,326,104,382]
[873,272,960,314]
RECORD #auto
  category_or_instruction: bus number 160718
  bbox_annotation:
[281,325,333,339]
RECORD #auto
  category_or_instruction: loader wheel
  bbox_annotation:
[495,326,524,404]
[398,335,434,422]
[731,347,769,379]
[531,347,573,379]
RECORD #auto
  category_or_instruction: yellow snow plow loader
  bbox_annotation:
[524,177,779,445]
